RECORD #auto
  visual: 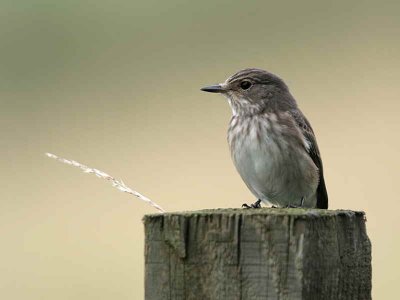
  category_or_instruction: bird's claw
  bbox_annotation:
[284,204,299,208]
[242,199,262,209]
[284,197,305,209]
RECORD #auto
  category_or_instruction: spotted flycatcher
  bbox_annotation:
[201,68,328,209]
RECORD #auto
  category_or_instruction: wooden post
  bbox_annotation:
[144,208,371,300]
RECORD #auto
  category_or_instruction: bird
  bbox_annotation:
[200,68,328,209]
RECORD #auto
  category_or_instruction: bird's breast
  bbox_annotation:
[228,113,284,177]
[227,113,318,205]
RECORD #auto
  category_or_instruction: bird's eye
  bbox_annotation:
[240,80,252,90]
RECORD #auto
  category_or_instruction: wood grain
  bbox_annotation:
[144,208,371,300]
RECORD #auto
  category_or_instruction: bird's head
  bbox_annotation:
[201,68,296,115]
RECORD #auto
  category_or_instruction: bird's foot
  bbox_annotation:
[242,199,262,209]
[284,197,305,209]
[284,204,299,208]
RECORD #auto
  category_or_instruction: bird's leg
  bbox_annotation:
[242,199,262,209]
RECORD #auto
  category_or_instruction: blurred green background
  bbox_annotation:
[1,0,399,298]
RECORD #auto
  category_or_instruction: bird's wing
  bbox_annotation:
[290,109,328,209]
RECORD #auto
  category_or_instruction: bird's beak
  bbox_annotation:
[200,84,224,93]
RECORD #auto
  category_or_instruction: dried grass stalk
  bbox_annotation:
[45,153,165,213]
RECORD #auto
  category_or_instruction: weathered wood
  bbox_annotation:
[144,208,371,300]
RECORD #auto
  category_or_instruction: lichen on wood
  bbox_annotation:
[144,208,371,300]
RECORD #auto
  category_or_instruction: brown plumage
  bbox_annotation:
[201,68,328,209]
